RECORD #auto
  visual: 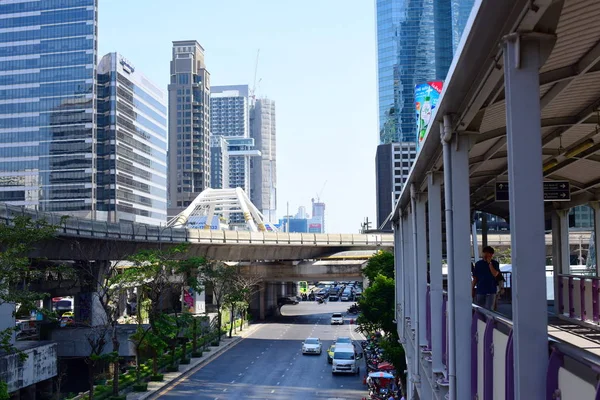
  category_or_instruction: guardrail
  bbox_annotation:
[417,285,600,398]
[557,274,600,324]
[0,203,394,247]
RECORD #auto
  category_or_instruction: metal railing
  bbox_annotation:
[0,203,394,247]
[417,285,600,398]
[557,274,600,324]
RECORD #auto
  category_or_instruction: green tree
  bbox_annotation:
[198,260,236,340]
[362,251,394,282]
[356,274,396,335]
[0,215,65,358]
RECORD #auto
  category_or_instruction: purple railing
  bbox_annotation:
[558,274,600,323]
[420,284,600,399]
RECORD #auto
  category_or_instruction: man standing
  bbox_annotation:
[472,246,503,309]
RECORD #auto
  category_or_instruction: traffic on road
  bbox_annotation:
[155,301,367,399]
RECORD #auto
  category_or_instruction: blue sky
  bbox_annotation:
[99,0,378,233]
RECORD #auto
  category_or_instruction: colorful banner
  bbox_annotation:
[415,81,443,152]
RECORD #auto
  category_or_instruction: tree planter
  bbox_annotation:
[211,341,219,346]
[165,365,179,373]
[149,374,164,382]
[180,358,190,365]
[133,383,148,392]
[191,351,203,358]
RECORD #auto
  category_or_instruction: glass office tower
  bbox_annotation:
[96,53,168,226]
[0,0,98,217]
[376,0,474,144]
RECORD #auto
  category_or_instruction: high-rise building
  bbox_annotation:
[311,199,325,233]
[376,142,416,230]
[167,40,211,218]
[375,0,473,228]
[0,0,98,217]
[225,136,260,193]
[250,98,277,223]
[376,0,474,144]
[96,53,168,225]
[210,136,229,189]
[210,85,261,197]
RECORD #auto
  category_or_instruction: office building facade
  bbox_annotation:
[210,85,260,197]
[376,0,474,144]
[96,53,167,225]
[209,135,229,189]
[0,0,98,216]
[311,199,325,233]
[375,0,473,228]
[167,40,211,218]
[250,98,277,223]
[376,142,416,229]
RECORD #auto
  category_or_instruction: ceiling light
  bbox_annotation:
[543,159,558,172]
[564,139,594,159]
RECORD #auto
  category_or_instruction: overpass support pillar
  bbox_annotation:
[259,283,266,320]
[503,33,549,399]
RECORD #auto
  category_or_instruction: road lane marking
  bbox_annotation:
[277,382,280,385]
[223,389,227,392]
[271,390,275,393]
[281,374,285,377]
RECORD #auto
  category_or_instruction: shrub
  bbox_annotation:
[191,351,203,358]
[133,383,148,392]
[180,358,190,365]
[166,364,179,373]
[149,374,164,382]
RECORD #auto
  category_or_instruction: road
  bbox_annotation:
[156,300,366,399]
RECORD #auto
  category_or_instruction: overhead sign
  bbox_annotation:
[495,181,570,202]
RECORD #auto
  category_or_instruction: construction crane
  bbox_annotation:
[313,180,327,203]
[250,49,260,101]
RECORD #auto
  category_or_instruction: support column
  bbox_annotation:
[259,283,265,320]
[414,188,428,347]
[428,172,444,373]
[481,213,488,248]
[402,212,415,398]
[449,132,472,400]
[410,188,422,389]
[551,210,569,314]
[590,202,600,276]
[504,33,548,399]
[394,220,403,338]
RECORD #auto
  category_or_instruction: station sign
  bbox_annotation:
[494,181,570,202]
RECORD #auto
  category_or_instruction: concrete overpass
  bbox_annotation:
[0,204,392,261]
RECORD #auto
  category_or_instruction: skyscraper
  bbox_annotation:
[311,199,325,233]
[96,53,168,225]
[250,98,277,223]
[375,0,474,229]
[167,41,211,218]
[210,85,260,195]
[0,0,98,217]
[376,0,474,144]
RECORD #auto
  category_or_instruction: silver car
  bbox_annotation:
[302,337,322,355]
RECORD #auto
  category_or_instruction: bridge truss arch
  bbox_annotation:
[167,188,276,232]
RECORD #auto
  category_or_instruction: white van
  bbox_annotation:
[331,343,361,375]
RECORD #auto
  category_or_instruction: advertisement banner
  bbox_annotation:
[415,81,443,152]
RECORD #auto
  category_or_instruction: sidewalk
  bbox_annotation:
[127,323,262,400]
